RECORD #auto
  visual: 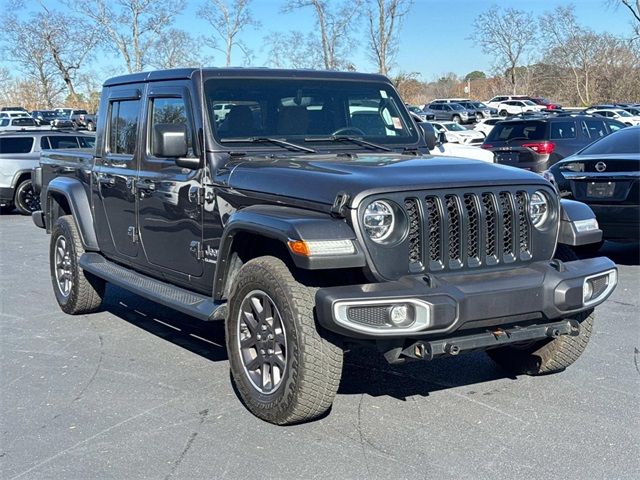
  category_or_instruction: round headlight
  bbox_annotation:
[363,200,395,242]
[529,190,549,228]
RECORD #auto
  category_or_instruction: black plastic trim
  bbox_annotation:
[315,256,616,339]
[46,176,99,251]
[558,199,603,246]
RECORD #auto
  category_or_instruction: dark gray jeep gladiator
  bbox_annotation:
[32,68,617,425]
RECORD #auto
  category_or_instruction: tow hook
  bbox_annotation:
[445,343,460,355]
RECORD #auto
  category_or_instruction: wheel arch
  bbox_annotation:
[46,177,99,251]
[212,205,365,300]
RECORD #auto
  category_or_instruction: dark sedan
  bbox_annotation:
[544,125,639,246]
[30,110,74,129]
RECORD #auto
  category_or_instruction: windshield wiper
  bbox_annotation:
[305,135,392,152]
[220,137,316,153]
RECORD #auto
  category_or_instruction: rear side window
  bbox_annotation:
[549,121,576,139]
[486,121,547,141]
[0,137,34,153]
[580,127,639,155]
[42,136,81,149]
[583,119,607,138]
[109,100,140,155]
[77,136,96,148]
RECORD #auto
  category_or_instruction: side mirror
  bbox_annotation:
[438,130,448,144]
[418,123,437,150]
[152,123,202,169]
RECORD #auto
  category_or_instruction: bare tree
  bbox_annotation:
[283,0,363,70]
[33,2,98,103]
[0,15,64,107]
[198,0,258,66]
[68,0,185,73]
[470,7,537,94]
[263,31,323,69]
[366,0,413,76]
[609,0,640,37]
[147,29,205,69]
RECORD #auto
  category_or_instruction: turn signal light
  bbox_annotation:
[481,144,493,149]
[522,141,555,155]
[287,239,356,257]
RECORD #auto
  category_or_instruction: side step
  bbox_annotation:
[79,253,226,321]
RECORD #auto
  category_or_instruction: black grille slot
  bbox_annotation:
[499,192,514,256]
[347,306,389,327]
[425,196,441,262]
[482,193,498,258]
[405,199,422,265]
[445,195,461,261]
[515,192,530,254]
[463,194,479,259]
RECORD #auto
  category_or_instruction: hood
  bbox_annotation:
[221,153,548,207]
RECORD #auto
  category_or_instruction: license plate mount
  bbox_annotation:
[587,181,615,198]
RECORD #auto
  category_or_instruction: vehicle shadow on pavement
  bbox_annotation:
[338,346,513,400]
[102,284,229,363]
[99,285,516,402]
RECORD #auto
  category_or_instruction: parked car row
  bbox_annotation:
[0,130,95,214]
[0,105,97,131]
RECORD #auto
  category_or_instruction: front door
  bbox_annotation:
[136,89,204,283]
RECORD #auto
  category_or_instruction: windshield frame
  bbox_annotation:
[203,75,421,154]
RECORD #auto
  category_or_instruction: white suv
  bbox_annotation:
[486,95,530,109]
[591,109,640,126]
[496,100,543,117]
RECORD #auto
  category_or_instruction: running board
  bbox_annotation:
[79,253,226,321]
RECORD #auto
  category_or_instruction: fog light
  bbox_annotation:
[583,269,617,307]
[388,304,415,327]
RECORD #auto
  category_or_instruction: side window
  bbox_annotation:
[150,97,194,157]
[0,137,35,154]
[77,136,96,149]
[549,121,576,140]
[583,119,607,138]
[46,136,81,149]
[605,121,624,133]
[109,100,140,155]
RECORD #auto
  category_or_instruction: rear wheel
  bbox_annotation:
[226,256,343,425]
[50,215,105,314]
[14,179,40,215]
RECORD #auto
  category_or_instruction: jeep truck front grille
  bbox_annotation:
[405,190,532,271]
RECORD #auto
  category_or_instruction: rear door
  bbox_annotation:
[135,84,205,283]
[92,86,143,260]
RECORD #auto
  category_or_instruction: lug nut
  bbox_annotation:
[256,334,261,340]
[267,349,274,355]
[259,349,265,355]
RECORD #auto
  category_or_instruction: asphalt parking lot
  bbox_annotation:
[1,213,639,480]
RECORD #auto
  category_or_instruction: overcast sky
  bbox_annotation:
[2,0,635,80]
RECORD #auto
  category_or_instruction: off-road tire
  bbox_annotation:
[226,256,343,425]
[487,244,593,375]
[14,179,40,215]
[50,215,105,314]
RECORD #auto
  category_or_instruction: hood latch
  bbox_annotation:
[331,192,350,218]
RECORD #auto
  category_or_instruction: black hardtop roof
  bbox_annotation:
[103,67,391,87]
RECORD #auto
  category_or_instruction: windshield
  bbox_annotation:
[205,78,418,148]
[523,100,537,106]
[473,102,488,108]
[443,123,466,132]
[614,110,631,117]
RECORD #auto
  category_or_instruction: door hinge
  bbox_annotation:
[127,226,139,243]
[190,240,204,260]
[190,185,215,206]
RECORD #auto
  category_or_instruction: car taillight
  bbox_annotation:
[481,144,493,149]
[522,141,555,154]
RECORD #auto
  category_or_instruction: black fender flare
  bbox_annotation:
[557,199,602,246]
[46,177,99,251]
[213,205,365,300]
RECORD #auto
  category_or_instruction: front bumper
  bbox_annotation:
[316,257,616,339]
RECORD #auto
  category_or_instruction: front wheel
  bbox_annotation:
[452,115,461,124]
[499,110,508,117]
[487,244,593,375]
[14,179,40,215]
[226,256,343,425]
